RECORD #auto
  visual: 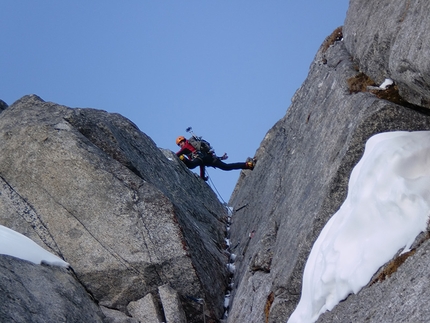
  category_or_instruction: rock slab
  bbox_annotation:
[0,95,228,322]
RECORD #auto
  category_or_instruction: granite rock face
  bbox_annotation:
[0,95,228,322]
[226,1,430,322]
[343,0,430,108]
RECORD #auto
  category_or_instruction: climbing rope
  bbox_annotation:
[205,168,227,205]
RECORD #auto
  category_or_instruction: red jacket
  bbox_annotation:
[176,140,197,159]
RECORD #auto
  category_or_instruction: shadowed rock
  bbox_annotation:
[0,255,105,323]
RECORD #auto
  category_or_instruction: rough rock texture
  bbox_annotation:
[226,1,430,323]
[100,307,139,323]
[0,255,105,323]
[159,284,188,323]
[127,293,163,323]
[343,0,430,108]
[0,95,228,322]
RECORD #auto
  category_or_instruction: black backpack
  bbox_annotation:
[188,136,213,156]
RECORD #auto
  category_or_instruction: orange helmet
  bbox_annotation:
[176,135,186,145]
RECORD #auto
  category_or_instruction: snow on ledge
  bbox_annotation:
[288,131,430,323]
[0,225,69,268]
[379,78,394,90]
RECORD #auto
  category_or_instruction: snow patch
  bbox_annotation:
[379,78,393,90]
[0,225,69,268]
[288,131,430,323]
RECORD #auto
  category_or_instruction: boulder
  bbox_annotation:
[159,284,188,323]
[127,293,163,323]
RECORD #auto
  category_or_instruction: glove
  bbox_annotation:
[179,155,185,161]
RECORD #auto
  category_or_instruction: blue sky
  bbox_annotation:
[1,1,348,202]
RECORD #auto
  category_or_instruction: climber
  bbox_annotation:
[175,135,256,180]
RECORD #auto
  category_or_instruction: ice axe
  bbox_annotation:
[186,126,198,139]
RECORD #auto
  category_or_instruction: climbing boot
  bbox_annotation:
[245,157,256,170]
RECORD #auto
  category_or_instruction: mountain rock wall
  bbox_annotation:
[0,95,228,323]
[227,1,430,322]
[2,1,430,322]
